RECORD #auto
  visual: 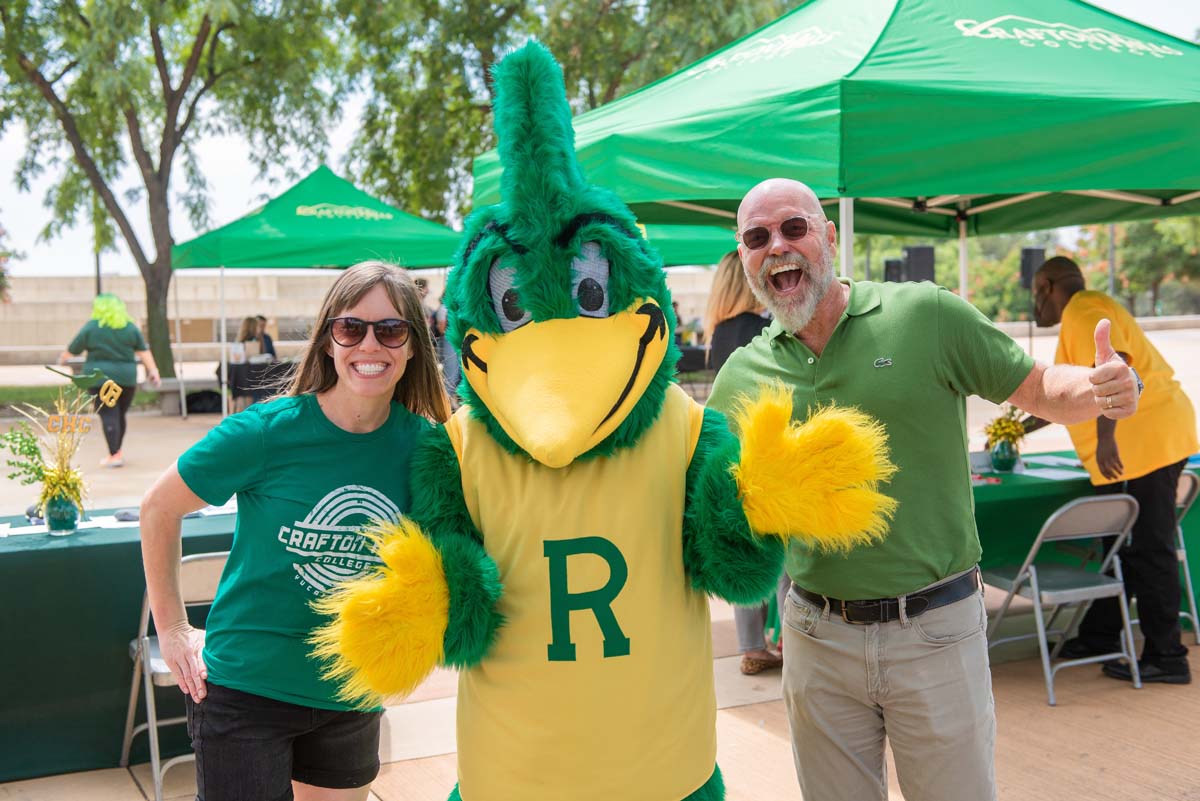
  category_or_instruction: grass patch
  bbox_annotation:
[0,385,160,416]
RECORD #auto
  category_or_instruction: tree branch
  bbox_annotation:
[14,53,150,270]
[123,107,157,186]
[174,14,213,113]
[150,21,172,99]
[48,60,78,86]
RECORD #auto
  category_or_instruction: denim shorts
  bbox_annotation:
[186,681,382,800]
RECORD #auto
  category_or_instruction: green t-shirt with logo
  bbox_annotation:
[66,319,148,387]
[177,393,430,710]
[708,280,1034,600]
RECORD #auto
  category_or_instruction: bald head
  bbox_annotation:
[738,179,824,229]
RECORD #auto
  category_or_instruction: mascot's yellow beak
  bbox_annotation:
[461,299,668,468]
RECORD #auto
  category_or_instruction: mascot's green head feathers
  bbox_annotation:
[445,42,679,468]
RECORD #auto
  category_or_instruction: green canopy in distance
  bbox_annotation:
[474,0,1200,238]
[643,224,734,265]
[173,165,461,269]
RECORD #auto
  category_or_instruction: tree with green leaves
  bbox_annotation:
[0,2,348,375]
[1118,219,1200,315]
[345,0,798,223]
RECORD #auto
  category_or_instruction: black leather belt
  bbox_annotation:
[794,569,979,625]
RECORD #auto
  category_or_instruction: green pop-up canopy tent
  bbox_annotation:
[173,164,461,269]
[642,224,735,265]
[172,165,462,415]
[474,0,1200,296]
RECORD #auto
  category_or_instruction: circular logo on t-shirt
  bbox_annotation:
[275,484,400,595]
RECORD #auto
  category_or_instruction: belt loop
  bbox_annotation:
[898,593,909,627]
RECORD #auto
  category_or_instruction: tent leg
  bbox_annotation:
[1108,223,1117,295]
[839,197,854,279]
[220,265,228,418]
[173,273,187,420]
[958,217,969,300]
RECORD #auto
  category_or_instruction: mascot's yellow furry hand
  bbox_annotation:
[309,518,449,707]
[731,383,898,552]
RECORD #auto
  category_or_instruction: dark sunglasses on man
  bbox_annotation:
[326,316,412,349]
[738,214,822,251]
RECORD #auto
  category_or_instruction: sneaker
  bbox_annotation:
[100,452,125,468]
[1102,659,1191,685]
[1056,637,1120,661]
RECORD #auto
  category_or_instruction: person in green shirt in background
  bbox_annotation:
[706,179,1141,801]
[139,263,451,801]
[59,293,161,467]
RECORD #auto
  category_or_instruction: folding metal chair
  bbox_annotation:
[983,495,1141,706]
[1177,471,1199,645]
[119,551,228,801]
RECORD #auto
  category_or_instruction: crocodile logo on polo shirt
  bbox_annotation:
[873,357,893,368]
[275,485,399,595]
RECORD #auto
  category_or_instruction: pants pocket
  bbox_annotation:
[784,593,822,637]
[912,592,986,644]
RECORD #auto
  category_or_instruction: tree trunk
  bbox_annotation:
[144,260,176,379]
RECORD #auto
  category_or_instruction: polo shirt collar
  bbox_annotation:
[765,279,879,341]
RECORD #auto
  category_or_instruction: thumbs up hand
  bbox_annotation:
[1090,319,1138,419]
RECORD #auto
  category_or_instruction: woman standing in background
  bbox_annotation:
[60,293,161,467]
[703,252,786,675]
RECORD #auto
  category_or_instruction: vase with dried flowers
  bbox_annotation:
[983,404,1026,472]
[1,389,90,534]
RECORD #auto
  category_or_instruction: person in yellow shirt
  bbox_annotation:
[1028,256,1197,684]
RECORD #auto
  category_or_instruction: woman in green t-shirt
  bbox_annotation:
[140,263,450,801]
[59,293,161,467]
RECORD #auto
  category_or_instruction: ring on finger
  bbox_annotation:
[1105,395,1114,409]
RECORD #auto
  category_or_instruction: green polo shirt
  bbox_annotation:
[707,280,1034,599]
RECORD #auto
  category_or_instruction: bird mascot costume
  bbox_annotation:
[313,42,897,801]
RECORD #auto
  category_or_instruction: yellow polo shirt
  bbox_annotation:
[1055,291,1197,485]
[445,384,713,801]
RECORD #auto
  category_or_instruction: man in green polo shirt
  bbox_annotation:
[707,179,1141,801]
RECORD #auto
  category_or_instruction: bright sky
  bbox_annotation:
[1,1,1196,277]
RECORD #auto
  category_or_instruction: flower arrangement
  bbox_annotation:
[1,389,89,517]
[983,404,1025,450]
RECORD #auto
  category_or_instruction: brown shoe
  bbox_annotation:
[740,650,783,675]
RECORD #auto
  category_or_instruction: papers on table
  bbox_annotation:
[1022,467,1091,481]
[77,515,142,530]
[1,522,47,537]
[1023,454,1084,468]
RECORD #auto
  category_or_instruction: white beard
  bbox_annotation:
[747,242,836,334]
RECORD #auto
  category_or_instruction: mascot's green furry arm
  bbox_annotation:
[311,42,896,801]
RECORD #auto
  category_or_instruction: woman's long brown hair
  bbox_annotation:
[703,251,765,346]
[284,262,451,423]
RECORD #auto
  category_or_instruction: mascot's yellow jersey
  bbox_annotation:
[445,384,713,801]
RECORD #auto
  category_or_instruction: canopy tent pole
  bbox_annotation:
[958,217,969,300]
[839,197,854,279]
[173,274,188,420]
[1108,223,1117,295]
[220,265,228,418]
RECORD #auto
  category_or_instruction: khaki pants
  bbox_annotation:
[782,579,996,801]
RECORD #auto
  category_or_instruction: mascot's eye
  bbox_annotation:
[489,257,532,332]
[572,241,610,318]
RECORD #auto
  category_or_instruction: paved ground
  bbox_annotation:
[2,327,1198,516]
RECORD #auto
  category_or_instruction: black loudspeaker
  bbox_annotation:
[1020,248,1044,290]
[903,246,935,283]
[883,259,904,282]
